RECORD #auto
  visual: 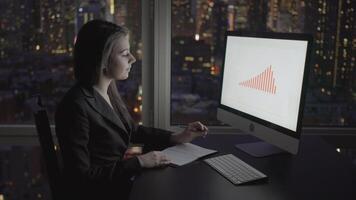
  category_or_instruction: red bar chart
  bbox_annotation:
[238,65,277,94]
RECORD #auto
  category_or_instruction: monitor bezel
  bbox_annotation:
[218,31,313,139]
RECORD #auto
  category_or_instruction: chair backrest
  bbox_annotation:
[31,95,63,200]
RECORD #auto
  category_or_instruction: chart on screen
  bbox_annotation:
[238,65,277,95]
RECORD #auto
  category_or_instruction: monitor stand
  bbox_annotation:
[235,141,286,157]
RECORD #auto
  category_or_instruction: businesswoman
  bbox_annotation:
[55,19,208,200]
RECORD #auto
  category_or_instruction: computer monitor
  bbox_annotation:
[218,31,312,157]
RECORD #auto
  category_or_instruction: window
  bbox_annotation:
[170,0,356,127]
[0,0,143,124]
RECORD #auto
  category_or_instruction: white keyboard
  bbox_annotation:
[204,154,268,185]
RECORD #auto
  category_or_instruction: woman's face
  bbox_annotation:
[108,35,136,80]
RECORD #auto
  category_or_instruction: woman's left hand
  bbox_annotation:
[170,121,208,144]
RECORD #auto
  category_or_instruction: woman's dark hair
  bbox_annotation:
[74,20,134,128]
[74,19,128,86]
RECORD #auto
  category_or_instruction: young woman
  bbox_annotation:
[55,20,208,200]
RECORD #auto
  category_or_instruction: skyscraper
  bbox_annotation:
[305,0,355,93]
[172,0,195,37]
[304,0,355,125]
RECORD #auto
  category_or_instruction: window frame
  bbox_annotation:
[0,125,43,145]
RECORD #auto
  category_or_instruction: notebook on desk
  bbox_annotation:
[162,143,217,166]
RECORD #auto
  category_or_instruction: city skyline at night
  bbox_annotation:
[0,0,143,124]
[171,0,355,126]
[0,0,354,126]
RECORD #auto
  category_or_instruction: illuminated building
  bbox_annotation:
[211,1,228,58]
[305,0,355,91]
[267,0,279,31]
[248,0,268,32]
[335,0,355,91]
[267,0,305,32]
[304,0,355,125]
[76,0,104,34]
[172,0,195,37]
[39,0,70,54]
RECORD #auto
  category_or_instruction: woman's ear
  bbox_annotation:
[103,66,114,79]
[103,68,108,75]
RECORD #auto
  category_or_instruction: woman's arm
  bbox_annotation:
[130,121,208,150]
[170,121,208,143]
[130,125,174,150]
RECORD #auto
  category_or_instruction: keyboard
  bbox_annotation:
[204,154,268,185]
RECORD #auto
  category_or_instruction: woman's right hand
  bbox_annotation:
[137,151,171,168]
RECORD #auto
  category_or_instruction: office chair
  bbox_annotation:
[31,95,63,200]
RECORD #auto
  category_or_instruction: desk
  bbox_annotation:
[129,134,356,200]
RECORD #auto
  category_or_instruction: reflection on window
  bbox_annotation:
[171,0,355,127]
[0,0,142,124]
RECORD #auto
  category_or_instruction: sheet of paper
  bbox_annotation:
[162,143,217,166]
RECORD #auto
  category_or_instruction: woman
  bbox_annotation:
[55,19,208,200]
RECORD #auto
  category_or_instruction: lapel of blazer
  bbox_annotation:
[80,86,130,141]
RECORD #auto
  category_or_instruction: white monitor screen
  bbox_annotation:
[221,36,309,132]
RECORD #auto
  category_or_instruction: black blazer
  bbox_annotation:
[55,84,173,200]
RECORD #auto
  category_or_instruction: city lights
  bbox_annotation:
[184,56,194,62]
[195,33,200,41]
[110,0,115,15]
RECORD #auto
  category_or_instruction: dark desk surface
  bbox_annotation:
[129,134,356,200]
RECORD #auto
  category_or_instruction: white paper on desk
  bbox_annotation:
[162,143,217,166]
